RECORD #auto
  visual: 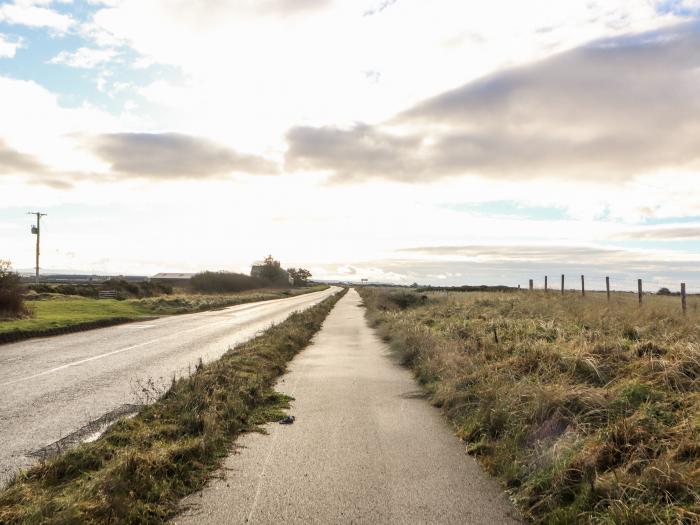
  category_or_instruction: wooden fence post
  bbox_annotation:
[606,276,610,302]
[581,275,585,297]
[681,283,687,315]
[545,276,548,293]
[638,279,643,305]
[561,274,565,295]
[529,279,533,291]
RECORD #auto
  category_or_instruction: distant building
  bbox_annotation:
[151,273,196,286]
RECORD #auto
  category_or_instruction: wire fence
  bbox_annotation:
[522,274,700,315]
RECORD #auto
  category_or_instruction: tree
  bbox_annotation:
[287,268,312,286]
[657,287,672,296]
[259,255,289,285]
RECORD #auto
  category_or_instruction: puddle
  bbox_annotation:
[29,403,143,459]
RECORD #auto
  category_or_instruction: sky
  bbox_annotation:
[1,0,700,290]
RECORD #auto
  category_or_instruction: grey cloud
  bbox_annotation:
[616,225,700,240]
[0,140,46,174]
[285,23,700,183]
[285,125,423,181]
[398,244,631,263]
[0,139,83,188]
[89,133,278,179]
[155,0,331,22]
[363,0,399,17]
[264,0,331,15]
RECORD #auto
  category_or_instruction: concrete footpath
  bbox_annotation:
[173,289,520,524]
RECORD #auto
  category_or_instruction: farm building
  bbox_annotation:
[151,273,196,287]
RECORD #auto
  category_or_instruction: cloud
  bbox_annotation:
[398,244,633,263]
[0,138,78,188]
[50,47,118,68]
[258,0,332,16]
[285,22,700,183]
[363,0,399,17]
[0,139,47,174]
[0,34,22,58]
[0,1,74,32]
[616,225,700,240]
[87,133,279,179]
[285,124,423,181]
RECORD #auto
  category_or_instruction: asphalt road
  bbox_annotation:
[0,287,339,485]
[174,289,521,525]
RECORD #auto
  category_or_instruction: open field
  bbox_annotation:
[0,288,345,524]
[0,286,328,339]
[358,287,700,524]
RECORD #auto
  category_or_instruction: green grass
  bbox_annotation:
[0,296,149,334]
[358,288,700,524]
[0,288,346,524]
[0,286,329,337]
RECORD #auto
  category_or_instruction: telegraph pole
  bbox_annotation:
[28,212,47,284]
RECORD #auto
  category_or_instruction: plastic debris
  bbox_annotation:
[279,415,295,425]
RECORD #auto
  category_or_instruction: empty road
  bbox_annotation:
[174,289,520,524]
[0,287,339,485]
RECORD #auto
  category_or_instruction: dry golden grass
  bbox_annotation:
[359,288,700,524]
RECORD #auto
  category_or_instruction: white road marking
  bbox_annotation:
[0,293,328,388]
[0,316,265,388]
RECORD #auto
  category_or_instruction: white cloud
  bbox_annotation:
[286,23,700,184]
[86,0,683,154]
[0,75,143,184]
[49,46,117,68]
[0,34,21,58]
[2,0,700,283]
[0,1,74,32]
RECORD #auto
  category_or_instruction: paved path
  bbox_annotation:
[174,289,520,525]
[0,287,339,485]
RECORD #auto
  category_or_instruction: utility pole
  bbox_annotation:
[28,211,47,284]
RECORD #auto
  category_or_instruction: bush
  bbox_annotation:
[0,261,27,318]
[388,290,427,309]
[27,280,173,299]
[190,271,264,293]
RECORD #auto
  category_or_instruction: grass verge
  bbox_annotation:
[0,287,346,524]
[0,286,329,344]
[358,287,699,524]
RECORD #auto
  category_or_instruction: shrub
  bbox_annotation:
[27,280,173,299]
[0,260,28,318]
[190,271,264,293]
[387,290,427,309]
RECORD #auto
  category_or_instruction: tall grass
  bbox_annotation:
[359,288,700,524]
